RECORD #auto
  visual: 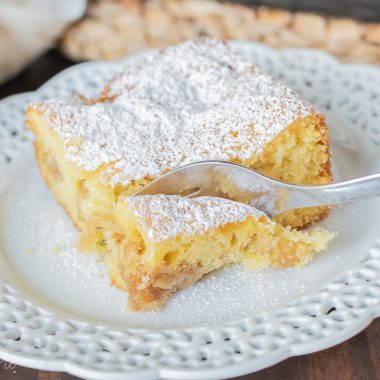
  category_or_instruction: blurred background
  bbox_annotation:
[1,0,380,88]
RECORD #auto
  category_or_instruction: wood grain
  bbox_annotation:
[0,50,379,380]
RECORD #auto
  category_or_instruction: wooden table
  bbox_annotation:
[0,50,379,380]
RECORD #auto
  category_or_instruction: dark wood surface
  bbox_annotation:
[0,50,379,380]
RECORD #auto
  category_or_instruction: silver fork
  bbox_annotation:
[133,160,380,218]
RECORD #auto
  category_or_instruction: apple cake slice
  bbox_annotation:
[26,38,335,310]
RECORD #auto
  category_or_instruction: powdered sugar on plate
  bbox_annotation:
[30,39,315,187]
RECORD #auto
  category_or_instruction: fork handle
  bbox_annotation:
[282,173,380,214]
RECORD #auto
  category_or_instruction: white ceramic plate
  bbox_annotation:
[1,41,380,380]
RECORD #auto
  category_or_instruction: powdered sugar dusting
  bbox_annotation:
[31,38,315,187]
[125,194,270,242]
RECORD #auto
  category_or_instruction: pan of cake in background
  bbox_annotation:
[60,0,380,64]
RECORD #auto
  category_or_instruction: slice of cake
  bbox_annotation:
[104,195,334,311]
[26,38,334,310]
[27,38,332,252]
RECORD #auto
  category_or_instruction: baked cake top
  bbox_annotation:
[122,195,270,242]
[31,39,315,187]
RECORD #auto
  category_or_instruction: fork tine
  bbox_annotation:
[132,161,285,216]
[133,162,224,198]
